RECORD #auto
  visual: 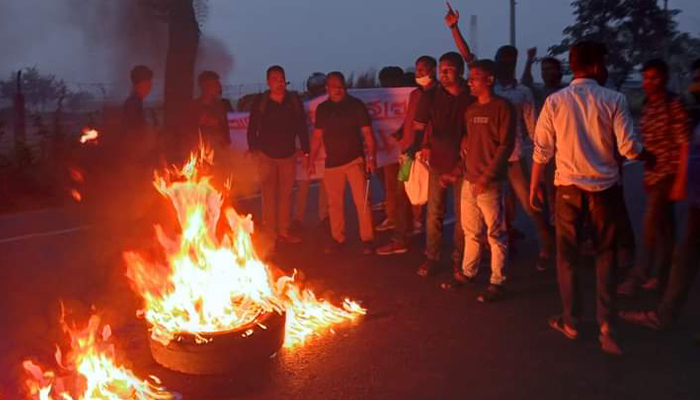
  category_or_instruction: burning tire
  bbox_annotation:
[149,311,285,375]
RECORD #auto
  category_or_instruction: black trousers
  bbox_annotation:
[629,178,677,291]
[556,185,622,329]
[657,204,700,326]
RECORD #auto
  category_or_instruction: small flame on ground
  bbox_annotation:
[125,143,366,349]
[70,190,82,202]
[22,308,174,400]
[79,129,99,145]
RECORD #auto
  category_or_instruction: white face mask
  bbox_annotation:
[415,75,433,87]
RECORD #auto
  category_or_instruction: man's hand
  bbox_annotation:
[306,158,316,176]
[472,178,487,196]
[366,157,377,174]
[637,149,657,170]
[439,173,457,188]
[445,2,460,27]
[530,184,545,212]
[526,47,537,63]
[418,149,430,165]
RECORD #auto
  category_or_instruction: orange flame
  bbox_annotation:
[70,190,82,202]
[22,310,174,400]
[79,129,99,145]
[124,144,365,349]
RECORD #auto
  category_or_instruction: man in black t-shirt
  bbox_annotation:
[413,52,475,277]
[308,72,377,254]
[247,65,309,245]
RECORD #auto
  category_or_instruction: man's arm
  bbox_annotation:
[530,161,547,211]
[521,47,537,88]
[670,98,691,199]
[479,102,517,191]
[612,95,644,161]
[295,96,310,154]
[246,98,260,152]
[361,126,377,173]
[522,86,537,140]
[445,4,476,65]
[531,96,557,210]
[308,128,323,175]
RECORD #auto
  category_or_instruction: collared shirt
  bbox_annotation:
[414,82,475,174]
[640,93,689,187]
[247,92,309,159]
[494,82,536,162]
[315,95,372,168]
[533,78,643,192]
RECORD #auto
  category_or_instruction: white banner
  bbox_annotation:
[227,87,414,184]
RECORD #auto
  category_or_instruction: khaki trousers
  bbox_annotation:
[323,157,374,243]
[257,153,296,240]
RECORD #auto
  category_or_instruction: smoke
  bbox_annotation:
[0,0,167,97]
[196,35,235,81]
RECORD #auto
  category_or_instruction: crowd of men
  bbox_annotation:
[120,5,700,356]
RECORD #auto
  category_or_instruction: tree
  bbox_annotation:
[139,0,206,159]
[549,0,695,89]
[0,67,69,110]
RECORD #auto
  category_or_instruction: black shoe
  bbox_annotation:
[324,240,344,255]
[477,284,506,303]
[362,241,375,255]
[417,259,438,278]
[535,253,552,272]
[440,268,476,290]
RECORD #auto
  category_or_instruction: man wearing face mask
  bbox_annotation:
[493,45,555,272]
[376,55,438,256]
[530,41,653,355]
[618,59,700,343]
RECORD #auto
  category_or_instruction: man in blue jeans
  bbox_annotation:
[413,52,474,277]
[453,60,515,302]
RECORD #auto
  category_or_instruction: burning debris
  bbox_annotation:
[79,128,99,145]
[22,308,174,400]
[123,144,365,372]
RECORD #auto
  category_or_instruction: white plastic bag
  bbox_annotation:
[404,152,429,205]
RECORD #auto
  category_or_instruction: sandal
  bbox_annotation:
[619,310,663,331]
[548,315,579,340]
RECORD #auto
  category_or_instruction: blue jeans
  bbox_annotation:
[425,171,463,264]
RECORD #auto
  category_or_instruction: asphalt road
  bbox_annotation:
[0,162,698,400]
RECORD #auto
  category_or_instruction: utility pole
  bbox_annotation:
[470,15,479,58]
[509,0,516,47]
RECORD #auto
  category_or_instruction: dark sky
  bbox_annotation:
[1,0,699,91]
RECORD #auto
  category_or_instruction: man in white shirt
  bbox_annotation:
[530,41,652,355]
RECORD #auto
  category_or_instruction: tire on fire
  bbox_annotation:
[149,311,286,375]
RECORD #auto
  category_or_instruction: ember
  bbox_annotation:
[124,144,365,364]
[79,128,99,144]
[22,307,174,400]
